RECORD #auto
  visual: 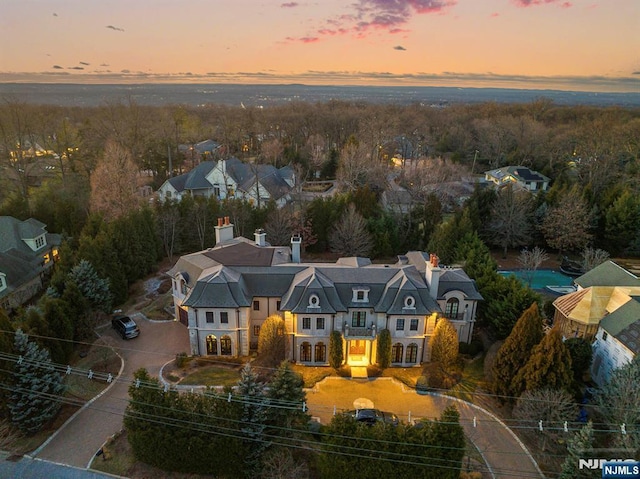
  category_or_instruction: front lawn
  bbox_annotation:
[290,364,334,388]
[179,366,241,387]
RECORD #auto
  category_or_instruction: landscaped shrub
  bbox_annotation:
[459,339,483,357]
[175,352,189,368]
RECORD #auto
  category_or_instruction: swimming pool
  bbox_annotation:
[498,269,575,290]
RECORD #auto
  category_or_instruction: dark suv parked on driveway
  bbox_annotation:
[111,315,140,339]
[346,408,399,426]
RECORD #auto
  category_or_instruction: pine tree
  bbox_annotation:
[376,328,391,369]
[237,363,269,478]
[266,361,309,436]
[430,405,466,478]
[492,302,543,401]
[559,421,599,479]
[329,330,343,370]
[515,327,573,393]
[429,318,459,370]
[9,329,65,434]
[68,259,112,313]
[0,310,15,418]
[42,297,74,363]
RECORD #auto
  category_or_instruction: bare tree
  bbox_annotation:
[487,185,535,257]
[89,140,141,220]
[518,247,549,287]
[513,388,578,451]
[542,188,593,254]
[581,247,610,272]
[265,207,294,246]
[329,204,373,257]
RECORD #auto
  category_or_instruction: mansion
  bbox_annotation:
[167,218,482,367]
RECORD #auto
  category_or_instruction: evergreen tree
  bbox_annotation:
[329,330,344,370]
[266,361,310,436]
[60,281,92,341]
[604,190,640,255]
[559,421,599,479]
[68,259,112,313]
[430,405,466,479]
[0,310,15,418]
[565,337,593,382]
[515,328,573,393]
[429,318,459,370]
[427,209,474,264]
[492,303,543,401]
[376,328,391,369]
[42,297,74,363]
[9,329,65,434]
[257,315,288,369]
[237,363,269,478]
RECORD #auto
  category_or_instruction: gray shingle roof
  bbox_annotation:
[575,261,640,288]
[600,296,640,354]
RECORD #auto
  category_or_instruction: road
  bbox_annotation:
[33,316,189,469]
[305,377,544,479]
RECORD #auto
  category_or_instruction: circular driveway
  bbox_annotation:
[305,377,544,479]
[34,315,190,468]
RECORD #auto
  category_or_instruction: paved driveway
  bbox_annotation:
[34,316,189,468]
[305,377,544,479]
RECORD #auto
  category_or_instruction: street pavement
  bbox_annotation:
[33,316,189,469]
[305,377,544,479]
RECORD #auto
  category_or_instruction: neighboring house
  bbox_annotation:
[0,216,61,312]
[167,220,482,367]
[484,166,550,192]
[574,260,640,290]
[551,260,640,385]
[553,262,640,340]
[591,295,640,386]
[178,139,221,162]
[157,157,294,207]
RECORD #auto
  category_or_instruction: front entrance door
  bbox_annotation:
[348,340,369,366]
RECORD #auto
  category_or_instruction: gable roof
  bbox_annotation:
[575,261,640,289]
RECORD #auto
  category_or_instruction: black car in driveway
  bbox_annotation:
[111,315,140,339]
[346,408,399,426]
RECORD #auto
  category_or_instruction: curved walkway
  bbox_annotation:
[32,316,189,469]
[304,377,544,479]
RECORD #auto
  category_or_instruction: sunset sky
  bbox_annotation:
[1,0,638,91]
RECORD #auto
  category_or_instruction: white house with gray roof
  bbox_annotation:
[157,157,294,207]
[0,216,61,312]
[167,219,482,368]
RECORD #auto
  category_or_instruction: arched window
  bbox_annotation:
[445,298,459,319]
[300,342,312,362]
[220,335,232,355]
[315,342,326,363]
[206,335,217,355]
[406,343,418,364]
[392,343,403,363]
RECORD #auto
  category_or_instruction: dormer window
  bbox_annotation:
[35,235,45,249]
[352,287,369,303]
[309,294,320,308]
[404,295,415,309]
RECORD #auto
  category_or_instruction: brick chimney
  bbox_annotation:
[291,234,302,263]
[214,216,234,244]
[254,228,266,247]
[425,253,441,299]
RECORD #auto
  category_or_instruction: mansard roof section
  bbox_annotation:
[234,266,304,297]
[438,268,484,300]
[280,267,344,314]
[376,267,438,315]
[336,257,372,267]
[183,265,250,308]
[575,261,640,289]
[167,250,222,288]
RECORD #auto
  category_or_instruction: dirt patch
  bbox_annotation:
[491,249,561,271]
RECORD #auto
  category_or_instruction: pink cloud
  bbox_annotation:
[490,12,500,17]
[281,2,298,7]
[286,0,456,44]
[512,0,572,6]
